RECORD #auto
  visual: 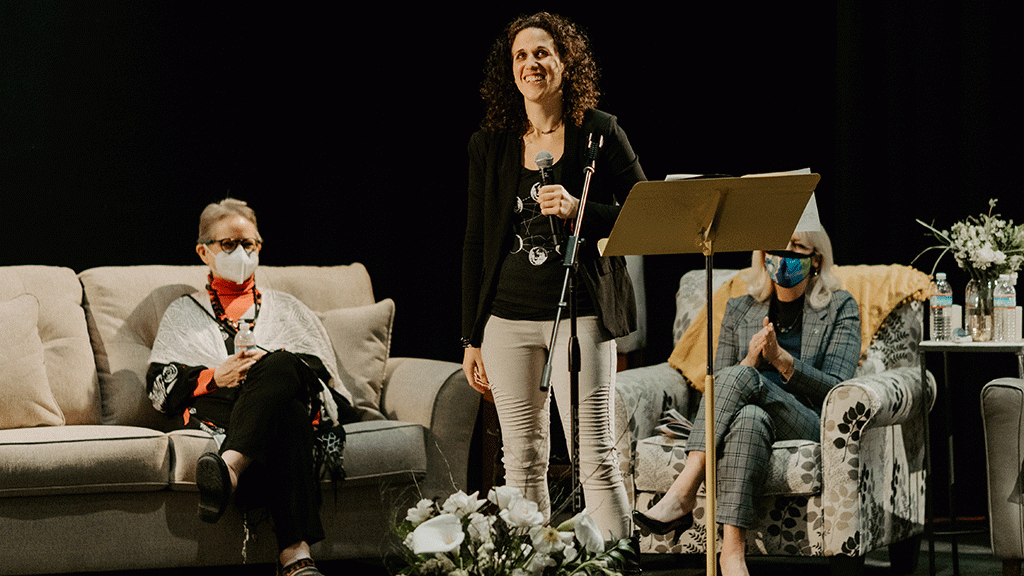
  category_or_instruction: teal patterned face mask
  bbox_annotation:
[765,250,813,288]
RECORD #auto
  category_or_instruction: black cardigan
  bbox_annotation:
[461,109,646,347]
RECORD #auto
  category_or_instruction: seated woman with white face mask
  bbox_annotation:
[633,230,861,576]
[146,198,359,576]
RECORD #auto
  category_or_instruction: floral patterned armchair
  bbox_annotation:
[614,265,935,574]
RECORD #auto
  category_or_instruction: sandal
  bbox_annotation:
[278,558,322,576]
[196,452,232,523]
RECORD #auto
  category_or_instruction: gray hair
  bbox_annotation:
[744,229,840,310]
[196,198,261,244]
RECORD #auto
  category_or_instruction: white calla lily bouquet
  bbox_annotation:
[394,486,635,576]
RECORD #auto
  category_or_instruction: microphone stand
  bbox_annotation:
[540,134,603,515]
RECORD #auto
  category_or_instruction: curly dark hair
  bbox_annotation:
[479,12,600,134]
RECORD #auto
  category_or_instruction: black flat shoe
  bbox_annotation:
[632,509,694,542]
[196,452,232,523]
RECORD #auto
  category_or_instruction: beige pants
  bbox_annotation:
[482,315,630,540]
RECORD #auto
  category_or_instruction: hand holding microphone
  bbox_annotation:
[535,150,580,221]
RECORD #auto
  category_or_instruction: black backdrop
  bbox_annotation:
[4,2,1020,518]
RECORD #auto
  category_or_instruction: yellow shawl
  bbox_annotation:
[667,264,932,392]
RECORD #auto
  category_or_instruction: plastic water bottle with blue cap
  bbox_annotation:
[930,272,953,341]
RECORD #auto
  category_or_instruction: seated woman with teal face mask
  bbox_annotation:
[633,229,862,576]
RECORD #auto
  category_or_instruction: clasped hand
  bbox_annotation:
[742,317,793,378]
[538,185,579,220]
[214,349,265,388]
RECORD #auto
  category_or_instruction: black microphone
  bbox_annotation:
[535,150,561,247]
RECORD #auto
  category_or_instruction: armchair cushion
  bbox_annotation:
[635,435,821,497]
[856,300,925,376]
[667,270,749,392]
[832,265,931,357]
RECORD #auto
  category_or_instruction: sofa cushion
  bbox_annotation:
[342,420,427,486]
[0,294,65,429]
[0,266,100,425]
[167,420,426,491]
[166,429,219,490]
[80,266,211,431]
[634,435,821,497]
[0,425,170,497]
[318,299,394,421]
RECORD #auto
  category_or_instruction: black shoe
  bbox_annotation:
[632,509,693,542]
[196,452,232,523]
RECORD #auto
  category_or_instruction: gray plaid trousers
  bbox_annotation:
[685,365,822,528]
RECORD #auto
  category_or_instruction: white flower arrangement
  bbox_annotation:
[915,198,1024,280]
[394,487,635,576]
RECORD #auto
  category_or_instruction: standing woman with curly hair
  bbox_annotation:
[461,12,646,540]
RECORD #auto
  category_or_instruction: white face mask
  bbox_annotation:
[214,246,259,284]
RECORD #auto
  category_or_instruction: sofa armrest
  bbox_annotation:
[614,362,689,503]
[380,357,480,500]
[981,377,1024,561]
[820,365,936,555]
[823,366,936,436]
[615,362,690,443]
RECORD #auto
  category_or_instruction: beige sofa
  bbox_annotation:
[0,264,479,575]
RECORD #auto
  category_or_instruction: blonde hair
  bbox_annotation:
[744,229,840,309]
[196,198,262,244]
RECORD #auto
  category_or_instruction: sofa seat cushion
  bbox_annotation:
[166,429,219,490]
[167,420,427,490]
[0,425,170,497]
[634,435,822,497]
[342,420,427,485]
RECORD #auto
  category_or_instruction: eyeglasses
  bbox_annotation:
[206,238,262,253]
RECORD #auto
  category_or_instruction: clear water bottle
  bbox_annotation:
[234,321,257,352]
[994,274,1017,341]
[930,272,953,341]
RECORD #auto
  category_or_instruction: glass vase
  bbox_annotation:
[965,277,996,341]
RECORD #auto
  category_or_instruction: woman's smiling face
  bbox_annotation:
[511,27,564,105]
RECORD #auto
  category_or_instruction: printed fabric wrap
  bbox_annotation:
[150,288,351,479]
